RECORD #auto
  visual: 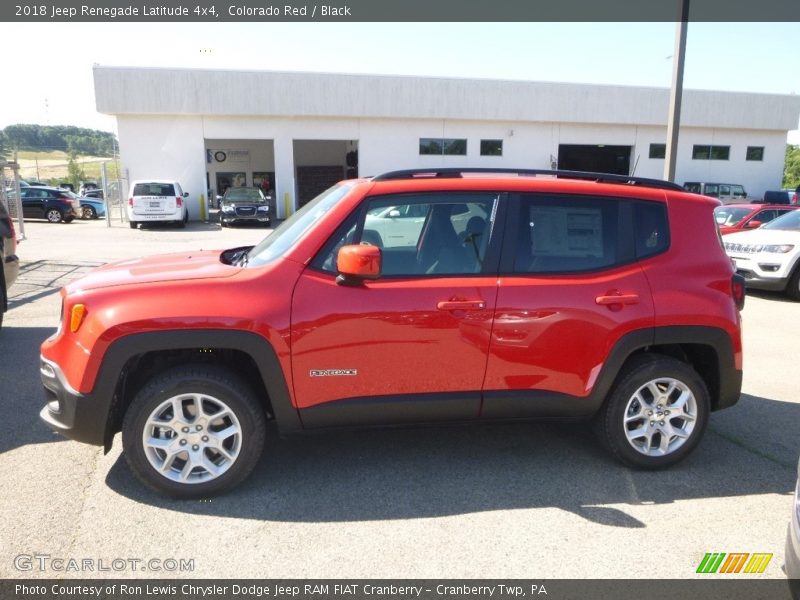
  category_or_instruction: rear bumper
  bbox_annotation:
[39,356,106,446]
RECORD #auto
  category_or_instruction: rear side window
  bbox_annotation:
[133,183,175,196]
[513,195,619,274]
[634,201,669,259]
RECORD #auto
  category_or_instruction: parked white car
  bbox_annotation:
[723,209,800,299]
[127,180,189,229]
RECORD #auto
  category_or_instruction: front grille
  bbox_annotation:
[236,207,256,216]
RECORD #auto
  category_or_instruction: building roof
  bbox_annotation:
[94,66,800,131]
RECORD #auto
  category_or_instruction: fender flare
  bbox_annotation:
[96,329,301,450]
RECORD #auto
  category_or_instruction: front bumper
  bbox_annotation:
[220,211,270,225]
[39,356,106,446]
[729,255,791,291]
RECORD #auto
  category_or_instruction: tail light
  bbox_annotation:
[128,197,134,206]
[793,192,798,205]
[176,196,183,207]
[732,274,746,310]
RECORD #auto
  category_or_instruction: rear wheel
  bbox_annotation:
[46,209,63,223]
[129,221,138,229]
[122,364,266,498]
[595,354,709,469]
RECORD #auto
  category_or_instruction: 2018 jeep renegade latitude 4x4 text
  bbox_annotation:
[39,169,745,497]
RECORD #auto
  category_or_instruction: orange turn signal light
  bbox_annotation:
[70,304,87,333]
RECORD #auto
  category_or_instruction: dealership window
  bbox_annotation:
[648,144,666,159]
[419,138,467,156]
[480,140,503,156]
[746,146,764,161]
[692,145,730,160]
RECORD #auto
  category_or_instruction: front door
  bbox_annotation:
[291,191,501,428]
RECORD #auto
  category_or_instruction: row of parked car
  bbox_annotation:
[4,180,106,222]
[684,181,800,205]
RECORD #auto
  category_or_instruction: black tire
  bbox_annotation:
[46,208,63,223]
[63,216,74,223]
[594,354,710,469]
[82,206,96,220]
[786,264,800,301]
[122,364,266,498]
[129,221,138,229]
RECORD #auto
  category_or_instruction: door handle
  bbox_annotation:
[595,292,640,306]
[437,300,486,311]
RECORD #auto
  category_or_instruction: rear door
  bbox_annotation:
[481,193,658,418]
[132,182,176,216]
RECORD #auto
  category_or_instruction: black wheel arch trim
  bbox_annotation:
[46,329,301,451]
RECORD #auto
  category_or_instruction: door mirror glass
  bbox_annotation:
[336,244,381,282]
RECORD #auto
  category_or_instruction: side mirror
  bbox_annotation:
[336,244,381,285]
[183,192,190,198]
[745,220,762,229]
[388,209,401,218]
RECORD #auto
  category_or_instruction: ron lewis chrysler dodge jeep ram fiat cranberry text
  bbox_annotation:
[39,169,744,497]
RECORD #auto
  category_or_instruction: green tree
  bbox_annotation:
[785,144,800,189]
[67,152,87,189]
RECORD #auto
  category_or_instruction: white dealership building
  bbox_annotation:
[94,66,800,220]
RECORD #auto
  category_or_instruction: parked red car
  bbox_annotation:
[714,203,799,235]
[40,169,744,497]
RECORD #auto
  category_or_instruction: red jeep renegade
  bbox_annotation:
[39,169,744,497]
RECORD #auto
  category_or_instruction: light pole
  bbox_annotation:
[664,0,690,182]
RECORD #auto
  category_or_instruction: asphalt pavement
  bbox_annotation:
[0,218,797,581]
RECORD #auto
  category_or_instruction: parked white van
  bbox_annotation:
[127,180,189,228]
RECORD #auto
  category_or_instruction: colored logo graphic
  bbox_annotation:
[696,553,773,574]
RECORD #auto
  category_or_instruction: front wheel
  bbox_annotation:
[786,264,800,301]
[46,209,63,223]
[122,365,266,498]
[594,354,709,469]
[82,206,96,220]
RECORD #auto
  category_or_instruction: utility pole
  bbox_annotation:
[664,0,690,182]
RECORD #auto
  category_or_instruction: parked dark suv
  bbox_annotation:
[40,168,744,497]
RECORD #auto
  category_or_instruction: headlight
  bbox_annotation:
[762,244,794,253]
[257,206,269,212]
[222,205,235,212]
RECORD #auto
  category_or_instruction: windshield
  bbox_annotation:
[224,188,266,203]
[763,210,800,231]
[246,183,353,267]
[714,206,751,227]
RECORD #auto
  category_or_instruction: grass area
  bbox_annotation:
[12,150,119,185]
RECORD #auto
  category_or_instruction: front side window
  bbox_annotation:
[314,193,497,276]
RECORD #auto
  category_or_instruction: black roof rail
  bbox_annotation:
[372,168,684,191]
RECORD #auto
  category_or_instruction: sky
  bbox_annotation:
[2,22,799,142]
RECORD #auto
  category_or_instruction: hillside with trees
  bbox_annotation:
[1,124,116,157]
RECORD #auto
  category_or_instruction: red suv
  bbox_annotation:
[39,169,744,497]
